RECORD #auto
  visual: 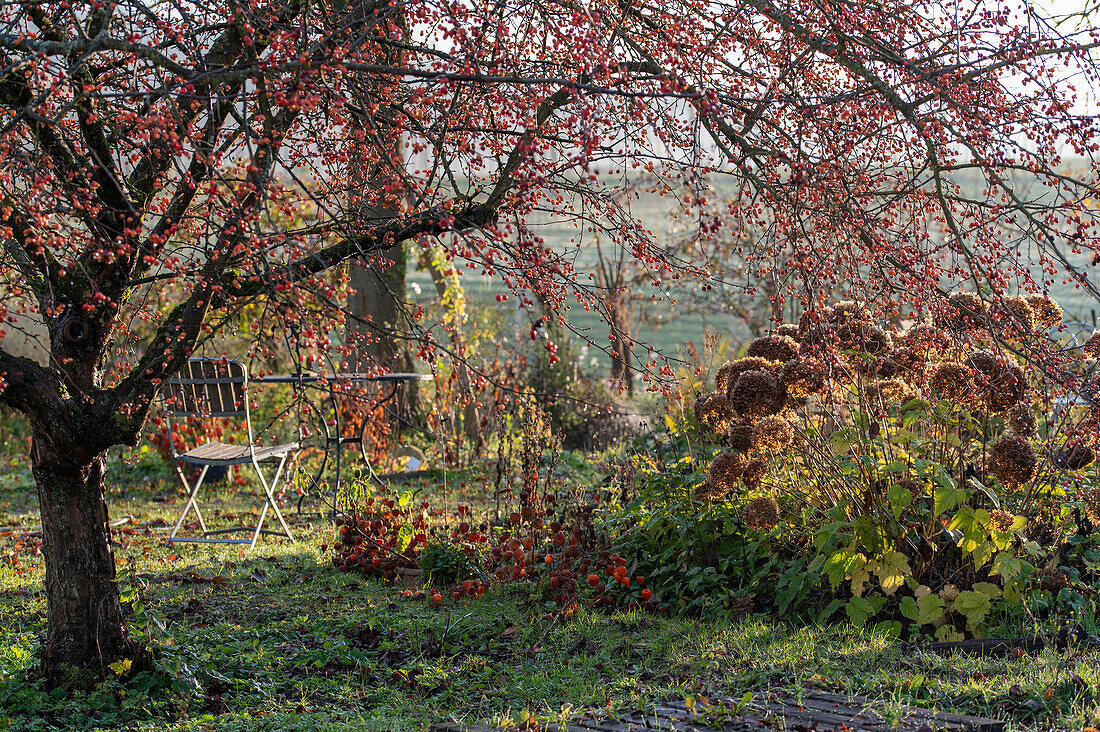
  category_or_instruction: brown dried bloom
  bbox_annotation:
[936,292,986,331]
[988,436,1037,487]
[746,335,800,364]
[727,369,782,421]
[865,378,917,405]
[901,324,947,358]
[1085,331,1100,359]
[694,391,735,432]
[993,295,1036,334]
[1053,441,1096,471]
[829,301,866,326]
[798,307,834,346]
[875,357,899,379]
[1024,293,1062,330]
[717,357,777,392]
[890,347,928,383]
[752,416,792,452]
[1033,567,1070,592]
[776,324,801,340]
[726,424,754,453]
[693,480,726,503]
[779,358,827,401]
[837,321,892,355]
[741,458,768,491]
[990,509,1016,533]
[966,350,1026,412]
[1006,404,1037,438]
[707,451,746,495]
[1080,486,1100,524]
[743,496,780,530]
[929,362,975,402]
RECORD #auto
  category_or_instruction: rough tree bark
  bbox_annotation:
[33,437,129,682]
[348,245,419,428]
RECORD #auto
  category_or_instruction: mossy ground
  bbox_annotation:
[0,430,1098,731]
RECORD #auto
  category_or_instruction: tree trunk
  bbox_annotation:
[348,244,419,429]
[33,429,130,684]
[608,299,635,396]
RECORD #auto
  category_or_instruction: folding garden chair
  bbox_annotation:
[163,358,298,549]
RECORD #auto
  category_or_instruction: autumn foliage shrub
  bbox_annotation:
[686,293,1100,637]
[333,396,657,612]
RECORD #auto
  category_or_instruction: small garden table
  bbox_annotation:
[253,372,433,517]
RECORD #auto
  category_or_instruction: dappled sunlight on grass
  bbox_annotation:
[2,447,1099,730]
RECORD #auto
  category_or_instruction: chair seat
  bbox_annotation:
[175,440,299,466]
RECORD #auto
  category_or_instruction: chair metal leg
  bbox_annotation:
[168,465,209,543]
[250,454,295,547]
[166,455,296,551]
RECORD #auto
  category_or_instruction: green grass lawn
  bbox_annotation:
[1,442,1099,731]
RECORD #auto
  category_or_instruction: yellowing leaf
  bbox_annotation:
[916,594,946,625]
[874,551,911,596]
[846,596,874,627]
[849,556,871,597]
[934,483,967,515]
[954,590,992,630]
[108,658,132,676]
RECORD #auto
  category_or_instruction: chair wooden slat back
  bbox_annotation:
[164,358,248,417]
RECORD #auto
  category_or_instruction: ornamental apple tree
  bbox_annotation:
[0,0,1097,682]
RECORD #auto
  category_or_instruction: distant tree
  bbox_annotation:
[0,0,1098,684]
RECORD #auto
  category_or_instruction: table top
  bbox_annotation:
[253,372,434,384]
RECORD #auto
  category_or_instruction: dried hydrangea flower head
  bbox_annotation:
[775,324,801,340]
[798,306,834,346]
[890,347,928,384]
[742,495,780,530]
[991,295,1035,335]
[1053,440,1095,471]
[1024,293,1062,330]
[741,458,768,490]
[727,369,782,421]
[930,362,975,402]
[1005,404,1036,438]
[693,391,735,433]
[1080,486,1100,524]
[988,436,1037,487]
[1033,567,1070,592]
[779,358,827,401]
[752,415,792,452]
[798,306,831,334]
[875,356,899,379]
[693,480,726,503]
[707,451,746,495]
[989,509,1016,532]
[900,324,947,358]
[746,335,800,364]
[966,350,1026,412]
[836,321,892,355]
[936,292,986,331]
[1084,331,1100,359]
[726,424,754,453]
[717,357,776,392]
[865,378,917,405]
[828,301,867,327]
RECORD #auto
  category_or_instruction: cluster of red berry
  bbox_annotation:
[332,497,428,578]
